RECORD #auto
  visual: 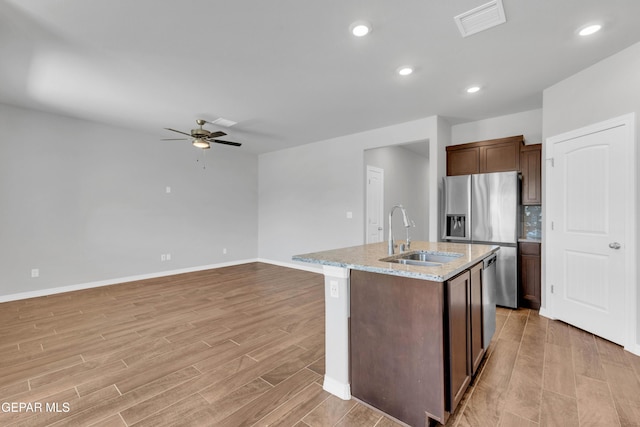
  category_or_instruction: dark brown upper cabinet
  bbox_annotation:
[520,144,542,205]
[446,146,480,176]
[446,135,524,176]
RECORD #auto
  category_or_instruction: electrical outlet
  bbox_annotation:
[223,248,227,255]
[346,211,353,219]
[31,268,39,278]
[160,254,166,262]
[165,186,171,194]
[330,280,339,298]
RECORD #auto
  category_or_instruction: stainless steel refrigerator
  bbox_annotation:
[442,171,519,308]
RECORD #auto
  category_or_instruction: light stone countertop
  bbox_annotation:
[293,241,499,282]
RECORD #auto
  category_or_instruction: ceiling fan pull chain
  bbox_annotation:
[196,151,207,170]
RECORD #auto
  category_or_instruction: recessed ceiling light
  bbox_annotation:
[466,85,481,94]
[397,66,414,76]
[350,21,371,37]
[578,24,602,36]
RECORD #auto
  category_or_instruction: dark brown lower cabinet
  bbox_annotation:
[447,270,471,412]
[469,262,484,375]
[350,263,485,427]
[519,242,541,309]
[447,264,484,412]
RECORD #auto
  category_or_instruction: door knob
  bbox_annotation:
[609,242,621,249]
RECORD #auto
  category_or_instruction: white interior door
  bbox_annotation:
[366,166,384,243]
[547,115,635,346]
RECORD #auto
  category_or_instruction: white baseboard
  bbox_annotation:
[323,375,351,400]
[0,258,259,303]
[0,258,324,303]
[625,343,640,357]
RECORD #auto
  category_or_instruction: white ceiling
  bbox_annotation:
[2,0,640,154]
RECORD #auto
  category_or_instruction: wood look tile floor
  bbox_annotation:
[1,263,639,426]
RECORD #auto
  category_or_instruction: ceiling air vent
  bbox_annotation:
[211,117,237,127]
[454,0,506,38]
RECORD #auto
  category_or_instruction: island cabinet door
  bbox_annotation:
[447,270,471,412]
[469,262,484,376]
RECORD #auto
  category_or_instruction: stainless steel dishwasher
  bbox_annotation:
[482,253,497,349]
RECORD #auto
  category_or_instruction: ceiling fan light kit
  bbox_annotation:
[192,138,210,149]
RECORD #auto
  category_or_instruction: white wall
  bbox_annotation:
[542,41,640,348]
[364,145,429,242]
[258,116,447,266]
[0,103,258,299]
[451,109,542,146]
[435,116,451,240]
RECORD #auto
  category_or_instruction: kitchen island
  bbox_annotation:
[293,241,498,426]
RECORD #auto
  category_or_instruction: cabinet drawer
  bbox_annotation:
[519,242,540,255]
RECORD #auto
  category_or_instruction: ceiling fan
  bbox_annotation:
[163,119,242,149]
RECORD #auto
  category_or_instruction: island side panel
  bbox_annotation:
[322,265,352,399]
[350,270,446,426]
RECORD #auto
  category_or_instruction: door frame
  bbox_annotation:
[543,113,637,354]
[365,165,385,244]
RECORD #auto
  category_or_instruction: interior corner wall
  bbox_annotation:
[0,103,258,299]
[451,109,543,146]
[258,116,443,266]
[364,146,429,242]
[542,41,640,348]
[434,116,451,241]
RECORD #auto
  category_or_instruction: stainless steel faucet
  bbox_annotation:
[388,205,413,255]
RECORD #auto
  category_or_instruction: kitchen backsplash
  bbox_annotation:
[522,205,542,240]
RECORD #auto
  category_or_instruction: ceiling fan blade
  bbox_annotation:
[206,131,227,139]
[161,138,189,141]
[164,128,193,137]
[211,139,242,147]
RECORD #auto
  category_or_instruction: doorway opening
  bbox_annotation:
[364,141,429,244]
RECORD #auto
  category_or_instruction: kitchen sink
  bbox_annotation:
[380,250,464,267]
